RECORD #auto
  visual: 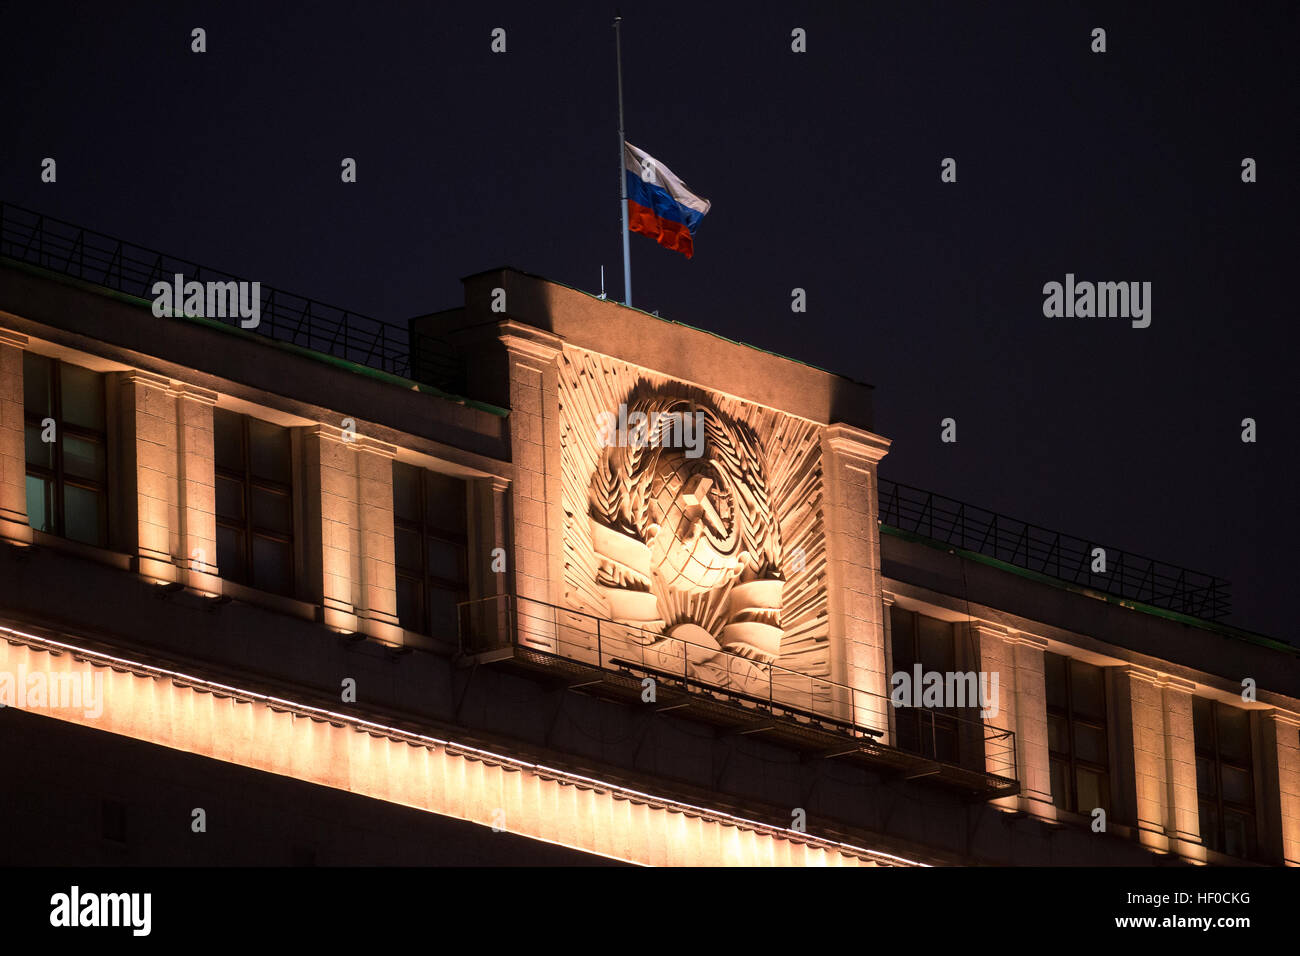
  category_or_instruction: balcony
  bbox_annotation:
[458,595,1019,801]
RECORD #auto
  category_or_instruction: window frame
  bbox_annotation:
[392,461,469,639]
[214,409,295,596]
[888,606,980,766]
[1194,697,1257,860]
[23,354,109,547]
[1044,653,1111,816]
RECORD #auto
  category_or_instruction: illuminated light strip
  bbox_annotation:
[0,624,922,867]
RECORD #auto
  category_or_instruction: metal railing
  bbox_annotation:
[0,200,464,394]
[879,477,1231,621]
[458,593,1018,782]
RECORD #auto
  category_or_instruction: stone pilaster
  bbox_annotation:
[355,440,401,643]
[974,623,1054,817]
[1258,710,1300,866]
[819,423,890,736]
[499,325,562,652]
[302,425,400,641]
[465,475,512,650]
[881,590,897,746]
[1114,667,1203,860]
[172,383,221,595]
[119,371,181,583]
[0,329,31,545]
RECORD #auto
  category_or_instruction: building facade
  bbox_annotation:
[0,207,1297,866]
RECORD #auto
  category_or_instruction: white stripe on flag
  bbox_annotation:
[625,141,712,216]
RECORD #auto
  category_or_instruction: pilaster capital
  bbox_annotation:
[302,423,396,457]
[821,423,891,465]
[1121,666,1195,693]
[169,382,219,405]
[498,320,563,363]
[121,369,172,391]
[1263,709,1300,730]
[1005,629,1049,650]
[0,328,29,349]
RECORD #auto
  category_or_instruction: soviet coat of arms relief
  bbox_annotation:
[558,349,830,704]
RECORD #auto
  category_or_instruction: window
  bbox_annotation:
[214,408,294,595]
[393,461,468,638]
[1194,698,1256,859]
[889,606,980,766]
[23,353,109,546]
[1045,653,1111,815]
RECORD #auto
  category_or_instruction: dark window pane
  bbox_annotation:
[1196,756,1217,797]
[63,484,104,546]
[1200,804,1220,853]
[248,419,290,483]
[1221,764,1252,806]
[25,423,53,468]
[1048,713,1069,754]
[894,710,919,753]
[931,720,959,764]
[890,607,915,670]
[916,616,954,673]
[427,537,465,583]
[1193,697,1214,754]
[395,526,421,573]
[22,352,52,416]
[26,475,52,532]
[426,584,462,638]
[1223,812,1254,859]
[214,409,243,469]
[60,363,104,429]
[216,476,244,522]
[396,575,422,631]
[251,486,292,535]
[1074,722,1107,765]
[1044,652,1068,707]
[1050,758,1070,810]
[62,435,104,481]
[1076,767,1107,814]
[424,471,467,535]
[393,462,420,522]
[216,525,245,582]
[252,536,292,595]
[1070,661,1105,718]
[1215,705,1250,763]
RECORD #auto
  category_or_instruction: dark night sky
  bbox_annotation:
[1,2,1295,641]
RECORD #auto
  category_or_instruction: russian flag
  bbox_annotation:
[625,141,711,259]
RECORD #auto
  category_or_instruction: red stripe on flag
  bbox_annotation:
[628,200,695,259]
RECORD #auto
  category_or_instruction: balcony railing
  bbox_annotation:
[879,477,1231,621]
[0,200,464,395]
[458,593,1019,798]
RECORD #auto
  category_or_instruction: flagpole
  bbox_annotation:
[614,15,632,307]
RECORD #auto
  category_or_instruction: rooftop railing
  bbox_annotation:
[0,200,464,394]
[879,477,1231,621]
[0,202,1231,624]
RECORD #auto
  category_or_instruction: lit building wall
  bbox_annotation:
[0,328,31,546]
[0,627,903,867]
[2,263,1299,867]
